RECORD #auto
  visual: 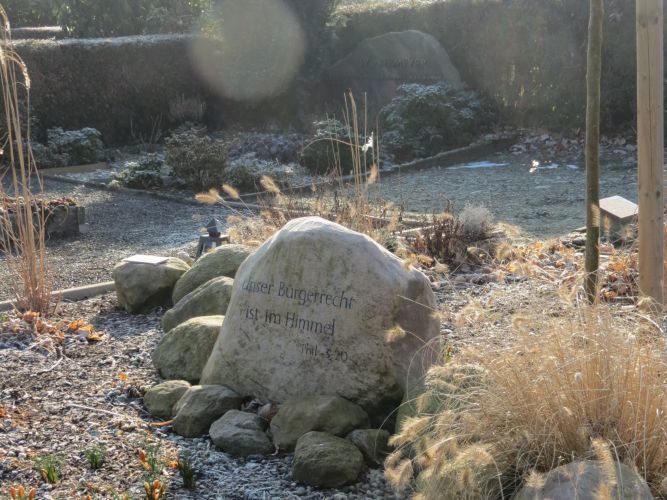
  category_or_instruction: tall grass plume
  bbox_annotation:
[387,306,667,498]
[0,6,53,315]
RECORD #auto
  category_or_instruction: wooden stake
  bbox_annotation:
[584,0,603,303]
[637,0,664,308]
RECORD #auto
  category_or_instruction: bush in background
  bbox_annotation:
[380,83,493,161]
[224,154,300,194]
[168,94,206,128]
[459,204,494,241]
[409,204,494,268]
[165,130,227,191]
[32,127,104,168]
[3,0,61,27]
[46,127,104,164]
[301,118,373,175]
[113,154,164,189]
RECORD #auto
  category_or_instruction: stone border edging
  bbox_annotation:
[236,136,518,202]
[386,136,518,174]
[0,281,115,312]
[40,135,516,230]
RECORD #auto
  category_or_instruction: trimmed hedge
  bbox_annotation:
[16,34,299,144]
[11,0,652,144]
[333,0,642,131]
[3,0,60,27]
[58,0,211,37]
[17,35,202,144]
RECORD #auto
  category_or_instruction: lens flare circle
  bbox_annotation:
[190,0,305,101]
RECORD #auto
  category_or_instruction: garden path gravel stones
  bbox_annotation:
[1,256,636,498]
[0,293,408,499]
[0,177,237,300]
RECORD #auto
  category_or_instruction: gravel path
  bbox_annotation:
[0,178,240,300]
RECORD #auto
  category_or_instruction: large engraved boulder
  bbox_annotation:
[200,217,441,417]
[325,30,462,107]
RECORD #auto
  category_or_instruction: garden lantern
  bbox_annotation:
[195,218,229,260]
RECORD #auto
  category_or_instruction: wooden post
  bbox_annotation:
[637,0,664,308]
[584,0,603,303]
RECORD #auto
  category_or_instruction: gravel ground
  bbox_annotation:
[0,131,656,498]
[0,294,409,499]
[0,177,240,300]
[0,266,567,499]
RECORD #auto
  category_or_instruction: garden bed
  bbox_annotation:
[1,197,85,240]
[0,227,649,498]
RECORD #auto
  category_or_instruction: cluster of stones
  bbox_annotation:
[113,217,442,489]
[146,383,391,487]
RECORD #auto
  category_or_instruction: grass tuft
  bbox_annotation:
[34,454,62,484]
[387,306,667,498]
[84,445,106,470]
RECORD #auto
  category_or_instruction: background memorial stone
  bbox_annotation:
[325,30,462,108]
[200,217,441,419]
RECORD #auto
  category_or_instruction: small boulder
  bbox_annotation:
[172,385,242,438]
[270,395,370,451]
[113,257,189,314]
[346,429,391,466]
[292,431,364,488]
[143,380,190,420]
[514,460,653,500]
[173,244,252,304]
[258,402,279,424]
[209,410,274,457]
[152,316,224,383]
[162,277,234,332]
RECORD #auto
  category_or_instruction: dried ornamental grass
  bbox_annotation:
[387,306,667,498]
[195,92,405,250]
[0,6,54,315]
